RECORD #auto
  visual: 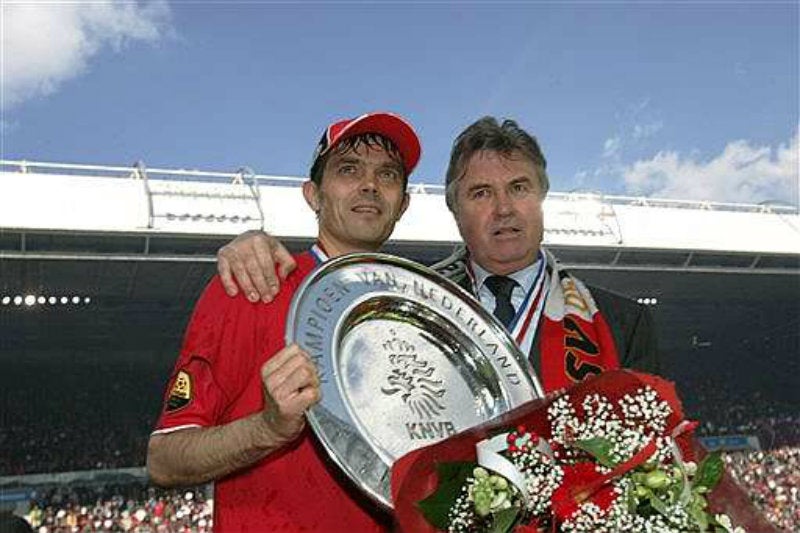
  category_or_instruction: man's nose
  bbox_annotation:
[494,190,513,216]
[360,172,379,193]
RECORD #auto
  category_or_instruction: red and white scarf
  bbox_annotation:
[538,250,621,391]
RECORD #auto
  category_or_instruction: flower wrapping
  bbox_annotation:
[390,370,778,533]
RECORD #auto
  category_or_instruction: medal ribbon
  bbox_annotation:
[467,252,548,354]
[310,242,329,265]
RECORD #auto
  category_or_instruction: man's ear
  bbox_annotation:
[397,192,410,220]
[302,180,320,213]
[452,203,468,241]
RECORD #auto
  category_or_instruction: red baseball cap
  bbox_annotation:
[310,112,421,177]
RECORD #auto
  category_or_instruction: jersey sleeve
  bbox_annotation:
[152,276,253,433]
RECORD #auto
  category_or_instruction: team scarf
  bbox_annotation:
[537,249,622,391]
[439,247,621,393]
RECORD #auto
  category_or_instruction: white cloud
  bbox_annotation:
[1,1,172,109]
[601,97,663,162]
[632,120,663,141]
[602,136,621,158]
[623,131,799,206]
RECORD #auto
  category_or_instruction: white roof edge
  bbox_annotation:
[2,159,796,215]
[1,160,798,256]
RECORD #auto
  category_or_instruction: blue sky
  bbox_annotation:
[2,1,798,205]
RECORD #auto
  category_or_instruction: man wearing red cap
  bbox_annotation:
[147,112,421,533]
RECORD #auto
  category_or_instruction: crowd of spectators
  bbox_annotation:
[673,333,799,451]
[1,360,165,476]
[17,483,212,533]
[725,447,800,533]
[691,395,800,450]
[1,349,797,531]
[1,424,149,477]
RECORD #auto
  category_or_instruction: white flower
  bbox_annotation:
[715,513,746,533]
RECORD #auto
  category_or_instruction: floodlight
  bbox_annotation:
[72,296,80,304]
[24,295,36,306]
[14,296,23,305]
[1,296,9,305]
[37,296,46,304]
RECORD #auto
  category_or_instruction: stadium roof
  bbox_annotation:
[1,160,798,272]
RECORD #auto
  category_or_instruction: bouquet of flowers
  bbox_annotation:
[391,371,769,533]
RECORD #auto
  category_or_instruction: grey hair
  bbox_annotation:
[444,116,549,212]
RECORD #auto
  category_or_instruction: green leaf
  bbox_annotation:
[689,503,709,531]
[688,493,709,531]
[626,486,639,514]
[574,437,617,467]
[666,478,682,505]
[669,464,686,503]
[694,452,724,491]
[418,461,476,530]
[647,493,669,517]
[488,507,520,533]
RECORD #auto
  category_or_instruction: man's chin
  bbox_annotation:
[350,230,393,250]
[491,241,534,258]
[481,250,539,274]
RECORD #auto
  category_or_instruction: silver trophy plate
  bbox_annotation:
[285,253,544,509]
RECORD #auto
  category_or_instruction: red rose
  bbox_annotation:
[551,462,618,522]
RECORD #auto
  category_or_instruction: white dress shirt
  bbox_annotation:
[471,258,542,318]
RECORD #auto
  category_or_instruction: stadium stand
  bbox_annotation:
[22,483,213,533]
[726,448,800,532]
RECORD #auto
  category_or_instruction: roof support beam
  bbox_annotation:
[1,251,797,276]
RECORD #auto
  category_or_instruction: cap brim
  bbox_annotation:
[332,112,421,175]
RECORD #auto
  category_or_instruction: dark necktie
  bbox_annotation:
[484,275,517,328]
